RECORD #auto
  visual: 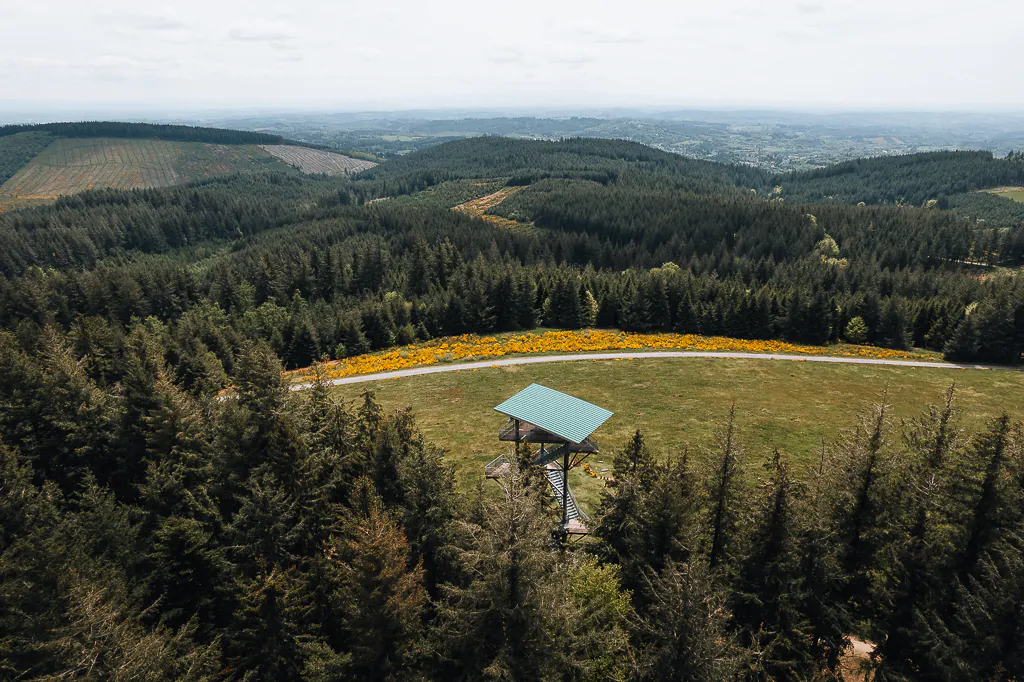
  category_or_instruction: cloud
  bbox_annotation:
[0,53,177,80]
[778,28,814,40]
[229,28,294,42]
[227,22,298,49]
[550,54,596,65]
[97,13,189,31]
[591,33,645,45]
[488,49,524,64]
[795,2,825,14]
[127,15,189,30]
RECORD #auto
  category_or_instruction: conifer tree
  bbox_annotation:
[396,440,459,597]
[634,561,745,682]
[115,323,168,496]
[643,450,703,579]
[435,462,562,681]
[228,339,302,488]
[890,414,1024,681]
[594,430,660,597]
[321,484,427,681]
[0,328,121,493]
[230,566,317,681]
[0,443,65,676]
[874,385,964,677]
[295,363,364,550]
[706,405,744,572]
[558,555,634,682]
[39,574,221,682]
[732,449,812,681]
[878,298,912,350]
[675,292,698,333]
[799,440,850,674]
[143,515,231,634]
[139,374,219,522]
[832,395,896,620]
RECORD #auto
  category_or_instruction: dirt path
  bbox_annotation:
[290,350,1018,391]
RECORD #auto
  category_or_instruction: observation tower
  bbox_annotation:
[485,383,613,535]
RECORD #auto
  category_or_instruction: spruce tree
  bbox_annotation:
[706,405,744,572]
[731,450,812,681]
[874,385,964,679]
[396,438,459,597]
[230,566,317,681]
[435,462,562,681]
[594,430,660,598]
[799,440,850,674]
[897,414,1023,680]
[323,485,427,681]
[634,561,745,682]
[832,395,896,621]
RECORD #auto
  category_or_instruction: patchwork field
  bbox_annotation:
[260,144,376,175]
[0,138,294,210]
[330,358,1024,513]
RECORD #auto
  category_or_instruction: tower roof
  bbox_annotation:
[494,383,613,444]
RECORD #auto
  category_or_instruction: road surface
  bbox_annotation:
[290,351,1019,391]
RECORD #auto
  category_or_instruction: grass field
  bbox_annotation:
[260,145,377,175]
[0,138,294,210]
[984,186,1024,203]
[330,358,1024,513]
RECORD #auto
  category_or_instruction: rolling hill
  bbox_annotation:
[2,127,1023,682]
[0,121,375,211]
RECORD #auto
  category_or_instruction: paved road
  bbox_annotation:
[290,351,1019,391]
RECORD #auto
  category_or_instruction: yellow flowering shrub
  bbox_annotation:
[289,330,925,384]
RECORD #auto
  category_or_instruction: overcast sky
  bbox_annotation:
[2,0,1022,114]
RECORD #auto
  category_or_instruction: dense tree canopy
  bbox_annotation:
[0,136,1021,375]
[2,333,1020,680]
[0,131,54,185]
[1,132,1023,680]
[774,150,1024,206]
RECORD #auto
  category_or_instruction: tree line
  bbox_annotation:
[0,121,288,145]
[0,131,55,185]
[773,150,1024,206]
[1,327,1021,680]
[1,170,1021,386]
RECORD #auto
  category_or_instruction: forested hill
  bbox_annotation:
[351,136,771,196]
[353,138,1024,220]
[2,133,1024,680]
[773,150,1024,205]
[0,121,287,145]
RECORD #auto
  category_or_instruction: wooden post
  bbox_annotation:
[514,419,520,459]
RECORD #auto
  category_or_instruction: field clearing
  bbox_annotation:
[261,145,377,175]
[451,185,529,229]
[983,186,1024,203]
[0,138,293,209]
[330,358,1024,513]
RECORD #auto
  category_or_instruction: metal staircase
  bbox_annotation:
[485,454,590,532]
[544,462,589,528]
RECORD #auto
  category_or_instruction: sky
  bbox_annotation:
[2,0,1022,115]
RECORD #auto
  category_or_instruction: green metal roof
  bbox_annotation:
[494,383,613,444]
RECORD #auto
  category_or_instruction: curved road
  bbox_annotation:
[290,351,1019,391]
